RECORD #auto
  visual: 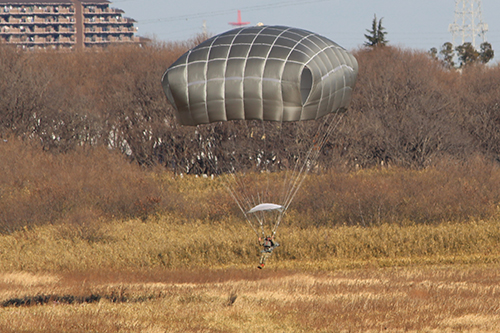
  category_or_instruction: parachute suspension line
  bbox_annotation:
[266,119,286,236]
[280,120,323,213]
[225,183,260,238]
[261,120,269,206]
[226,177,266,239]
[202,125,253,212]
[280,113,329,212]
[272,209,286,237]
[227,173,253,214]
[225,121,255,209]
[195,123,262,238]
[279,116,340,215]
[281,112,345,215]
[309,112,345,170]
[277,119,295,208]
[272,120,327,236]
[197,113,344,240]
[251,192,266,236]
[193,126,262,240]
[278,121,308,213]
[221,121,270,238]
[288,112,344,210]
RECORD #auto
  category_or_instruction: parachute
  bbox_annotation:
[162,25,358,240]
[162,25,357,125]
[247,203,283,214]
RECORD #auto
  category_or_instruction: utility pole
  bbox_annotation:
[448,0,488,48]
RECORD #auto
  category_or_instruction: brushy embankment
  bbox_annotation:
[4,137,500,233]
[0,137,164,233]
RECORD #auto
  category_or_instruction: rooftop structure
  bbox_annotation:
[0,0,140,49]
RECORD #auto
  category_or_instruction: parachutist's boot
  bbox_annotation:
[258,263,264,269]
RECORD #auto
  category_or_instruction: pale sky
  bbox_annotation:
[113,0,500,60]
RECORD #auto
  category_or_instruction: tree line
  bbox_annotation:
[365,14,494,68]
[1,39,500,172]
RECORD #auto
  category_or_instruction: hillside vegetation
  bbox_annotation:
[1,42,500,169]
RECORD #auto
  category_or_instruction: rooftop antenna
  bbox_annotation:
[448,0,488,48]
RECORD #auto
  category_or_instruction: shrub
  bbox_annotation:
[0,137,163,233]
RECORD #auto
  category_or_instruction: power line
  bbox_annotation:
[137,0,336,25]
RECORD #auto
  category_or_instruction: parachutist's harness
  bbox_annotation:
[262,238,279,253]
[259,237,279,267]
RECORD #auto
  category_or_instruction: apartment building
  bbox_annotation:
[0,0,140,49]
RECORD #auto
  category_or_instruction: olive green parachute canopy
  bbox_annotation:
[162,25,358,126]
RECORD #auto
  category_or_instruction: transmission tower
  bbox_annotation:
[449,0,488,48]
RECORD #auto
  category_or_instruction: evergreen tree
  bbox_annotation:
[479,42,494,64]
[429,47,438,59]
[440,42,455,68]
[364,15,388,47]
[456,42,479,67]
[437,41,494,68]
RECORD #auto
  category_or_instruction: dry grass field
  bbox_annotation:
[1,266,499,332]
[1,216,499,332]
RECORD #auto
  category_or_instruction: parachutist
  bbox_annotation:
[161,26,357,263]
[257,236,279,269]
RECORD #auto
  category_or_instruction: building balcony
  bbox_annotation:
[59,27,75,33]
[3,38,75,45]
[0,28,31,34]
[30,7,73,14]
[84,16,133,24]
[84,8,117,14]
[85,28,127,34]
[2,8,20,14]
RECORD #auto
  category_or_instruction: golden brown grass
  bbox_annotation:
[1,215,499,272]
[1,214,500,332]
[1,267,499,332]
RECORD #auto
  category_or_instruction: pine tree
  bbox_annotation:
[364,15,388,47]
